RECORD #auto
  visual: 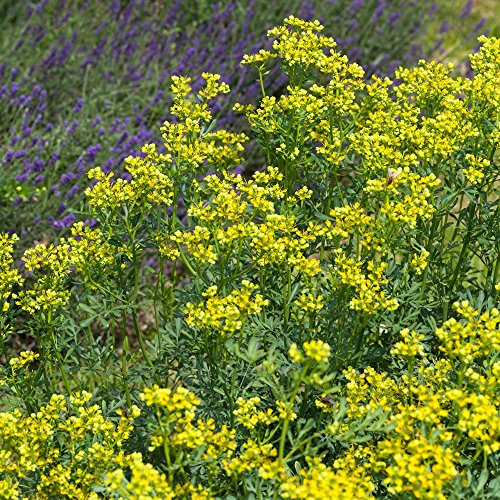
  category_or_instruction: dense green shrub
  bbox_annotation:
[0,0,483,248]
[0,17,499,499]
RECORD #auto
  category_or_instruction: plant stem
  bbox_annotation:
[49,326,71,394]
[278,367,306,466]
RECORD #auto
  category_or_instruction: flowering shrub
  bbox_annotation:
[1,17,499,499]
[0,0,484,248]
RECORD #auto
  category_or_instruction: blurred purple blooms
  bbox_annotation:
[0,0,484,240]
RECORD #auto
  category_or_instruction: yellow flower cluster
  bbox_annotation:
[22,242,72,277]
[163,73,247,171]
[436,300,500,364]
[391,328,426,358]
[267,17,334,70]
[470,35,500,113]
[170,72,229,122]
[293,292,324,314]
[8,350,39,371]
[275,400,297,421]
[249,214,321,276]
[223,439,277,476]
[343,366,401,420]
[462,153,491,184]
[140,384,200,411]
[61,221,117,281]
[13,222,120,313]
[333,250,399,313]
[289,339,331,365]
[0,391,140,499]
[410,248,430,275]
[86,144,173,211]
[105,456,175,499]
[233,397,277,429]
[328,203,384,252]
[447,390,500,455]
[241,49,277,67]
[264,15,365,90]
[364,168,440,228]
[0,233,24,314]
[375,436,458,499]
[140,385,236,458]
[318,301,500,497]
[184,281,268,335]
[280,457,374,499]
[17,242,72,313]
[167,167,323,278]
[170,225,216,264]
[395,60,463,107]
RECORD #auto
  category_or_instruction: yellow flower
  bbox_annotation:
[0,233,24,312]
[294,293,324,314]
[276,400,297,421]
[234,397,278,429]
[462,153,490,184]
[280,456,374,499]
[333,250,399,313]
[436,301,500,364]
[9,351,39,371]
[289,343,303,364]
[184,281,268,336]
[223,439,277,476]
[85,148,173,211]
[391,329,426,358]
[303,340,331,364]
[410,248,430,275]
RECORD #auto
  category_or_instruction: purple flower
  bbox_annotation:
[84,218,97,228]
[467,17,487,41]
[51,213,76,230]
[60,172,76,185]
[14,149,27,159]
[72,97,84,113]
[388,12,401,26]
[3,150,15,164]
[49,151,60,166]
[32,158,45,172]
[85,144,102,163]
[460,0,473,19]
[348,19,360,31]
[145,257,157,269]
[66,120,79,136]
[372,1,388,24]
[439,21,450,34]
[65,184,80,199]
[428,2,438,15]
[56,202,67,216]
[21,126,32,139]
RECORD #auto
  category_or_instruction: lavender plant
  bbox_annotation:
[0,0,483,249]
[0,17,499,497]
